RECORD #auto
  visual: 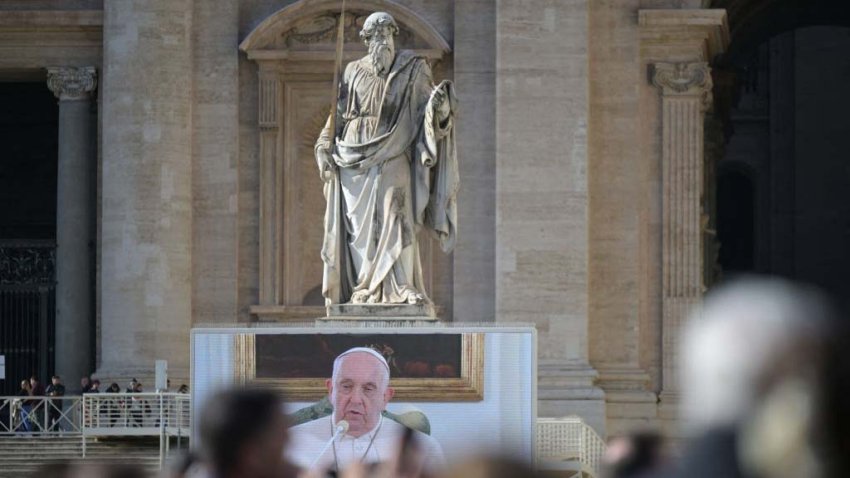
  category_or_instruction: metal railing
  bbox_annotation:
[0,395,81,434]
[0,393,190,467]
[537,416,607,477]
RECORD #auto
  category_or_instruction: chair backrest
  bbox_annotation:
[289,396,431,435]
[537,416,584,460]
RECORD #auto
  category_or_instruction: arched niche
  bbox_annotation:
[241,0,453,321]
[240,0,450,60]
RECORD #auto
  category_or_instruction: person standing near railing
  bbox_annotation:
[88,379,100,426]
[129,381,148,427]
[46,375,66,432]
[29,376,46,431]
[105,382,121,427]
[80,376,92,394]
[16,379,32,432]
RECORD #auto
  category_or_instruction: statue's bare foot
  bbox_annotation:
[406,292,426,305]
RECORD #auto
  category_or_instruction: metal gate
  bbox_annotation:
[0,242,55,396]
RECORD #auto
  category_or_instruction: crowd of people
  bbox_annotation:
[20,276,850,478]
[7,374,189,433]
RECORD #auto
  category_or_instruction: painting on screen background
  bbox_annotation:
[234,332,484,401]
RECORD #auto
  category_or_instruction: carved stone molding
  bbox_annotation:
[258,73,280,129]
[46,66,97,101]
[652,62,713,109]
[282,11,416,48]
[0,243,55,285]
[240,0,451,57]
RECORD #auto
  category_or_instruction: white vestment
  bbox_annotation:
[286,415,445,473]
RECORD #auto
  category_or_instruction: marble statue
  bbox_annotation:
[316,11,458,307]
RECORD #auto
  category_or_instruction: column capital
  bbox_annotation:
[652,62,713,109]
[46,66,97,101]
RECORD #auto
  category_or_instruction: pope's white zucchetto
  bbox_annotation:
[336,347,390,374]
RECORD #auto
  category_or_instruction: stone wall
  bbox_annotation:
[100,0,193,381]
[589,0,659,435]
[192,0,240,324]
[496,0,606,433]
[453,0,495,322]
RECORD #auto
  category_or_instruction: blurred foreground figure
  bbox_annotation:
[33,463,147,478]
[435,456,538,478]
[195,388,299,478]
[601,431,664,478]
[661,277,850,478]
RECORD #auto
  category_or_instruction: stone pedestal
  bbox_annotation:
[47,66,97,387]
[320,303,439,326]
[326,303,437,320]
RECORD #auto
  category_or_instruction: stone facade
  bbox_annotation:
[0,0,742,434]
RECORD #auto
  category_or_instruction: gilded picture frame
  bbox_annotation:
[234,332,484,401]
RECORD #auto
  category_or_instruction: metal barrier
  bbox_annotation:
[0,393,190,467]
[537,416,607,477]
[0,396,81,434]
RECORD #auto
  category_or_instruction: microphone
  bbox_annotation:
[310,419,350,469]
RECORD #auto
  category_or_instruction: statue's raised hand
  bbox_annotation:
[434,87,451,123]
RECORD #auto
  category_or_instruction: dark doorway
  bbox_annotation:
[0,82,58,396]
[717,168,755,274]
[713,0,850,305]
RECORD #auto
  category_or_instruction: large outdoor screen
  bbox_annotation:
[191,324,536,469]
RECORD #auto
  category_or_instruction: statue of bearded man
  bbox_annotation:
[316,12,458,307]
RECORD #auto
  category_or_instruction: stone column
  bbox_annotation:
[496,0,605,434]
[453,0,496,322]
[47,66,97,387]
[99,0,193,383]
[638,10,728,430]
[650,62,713,403]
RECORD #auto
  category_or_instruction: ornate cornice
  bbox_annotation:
[46,66,97,101]
[652,62,713,109]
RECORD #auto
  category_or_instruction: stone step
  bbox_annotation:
[0,436,167,478]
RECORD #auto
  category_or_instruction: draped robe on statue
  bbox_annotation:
[317,50,458,305]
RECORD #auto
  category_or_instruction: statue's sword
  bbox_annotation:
[327,0,347,143]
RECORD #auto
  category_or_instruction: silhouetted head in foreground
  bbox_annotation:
[675,277,850,478]
[197,388,297,478]
[601,431,665,478]
[436,456,538,478]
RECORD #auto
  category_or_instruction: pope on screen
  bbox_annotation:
[285,347,445,473]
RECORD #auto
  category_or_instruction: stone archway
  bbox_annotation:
[711,0,850,64]
[240,0,452,320]
[709,0,850,304]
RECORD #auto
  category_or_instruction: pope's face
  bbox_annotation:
[327,353,394,437]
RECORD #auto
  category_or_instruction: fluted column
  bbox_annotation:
[47,66,97,387]
[256,63,281,305]
[651,62,713,402]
